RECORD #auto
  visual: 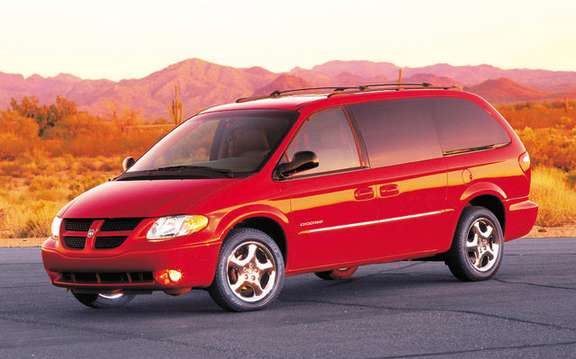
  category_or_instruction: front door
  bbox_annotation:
[277,108,380,271]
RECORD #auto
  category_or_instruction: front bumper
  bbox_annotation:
[41,236,221,291]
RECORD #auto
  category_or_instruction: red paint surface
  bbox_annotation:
[42,89,538,291]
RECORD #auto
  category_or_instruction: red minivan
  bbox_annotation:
[41,84,538,311]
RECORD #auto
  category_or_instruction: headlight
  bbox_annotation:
[146,215,208,241]
[51,216,63,240]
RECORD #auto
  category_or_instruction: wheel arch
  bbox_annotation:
[459,182,507,232]
[216,207,290,264]
[468,195,506,232]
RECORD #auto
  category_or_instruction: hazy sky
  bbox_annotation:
[1,0,575,80]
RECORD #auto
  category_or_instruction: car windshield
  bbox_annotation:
[117,110,297,180]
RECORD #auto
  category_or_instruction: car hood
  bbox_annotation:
[61,178,239,218]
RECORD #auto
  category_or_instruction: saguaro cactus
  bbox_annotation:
[169,84,183,126]
[397,67,404,84]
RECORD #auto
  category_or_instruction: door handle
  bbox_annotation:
[354,187,374,201]
[379,184,400,198]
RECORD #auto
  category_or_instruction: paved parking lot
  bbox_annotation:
[1,238,575,358]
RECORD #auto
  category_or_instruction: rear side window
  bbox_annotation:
[284,108,360,176]
[433,98,510,154]
[347,98,442,167]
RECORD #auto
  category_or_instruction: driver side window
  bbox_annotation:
[285,108,361,176]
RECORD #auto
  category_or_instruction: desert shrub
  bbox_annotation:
[531,166,576,226]
[28,175,60,192]
[10,96,77,137]
[499,100,576,130]
[0,161,22,177]
[10,200,64,238]
[516,127,576,171]
[68,174,109,199]
[0,111,40,160]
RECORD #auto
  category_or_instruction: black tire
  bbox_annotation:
[315,266,358,280]
[446,206,504,281]
[209,228,285,312]
[72,291,135,309]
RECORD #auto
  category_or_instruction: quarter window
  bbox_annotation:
[284,108,360,176]
[432,98,510,153]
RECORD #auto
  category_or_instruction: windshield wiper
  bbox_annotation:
[153,165,235,178]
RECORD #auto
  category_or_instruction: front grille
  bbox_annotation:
[59,271,154,284]
[94,236,127,249]
[63,236,86,249]
[61,217,143,250]
[101,218,142,232]
[63,219,93,232]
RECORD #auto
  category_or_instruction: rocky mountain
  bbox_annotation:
[404,73,460,87]
[252,74,310,96]
[1,58,575,119]
[465,78,546,103]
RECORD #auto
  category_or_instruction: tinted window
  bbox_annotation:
[433,97,510,153]
[284,108,360,176]
[348,98,442,167]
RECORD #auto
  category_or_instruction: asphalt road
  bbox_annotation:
[1,239,576,359]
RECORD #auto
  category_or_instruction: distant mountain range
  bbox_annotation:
[1,58,576,119]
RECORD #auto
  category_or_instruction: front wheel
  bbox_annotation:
[209,228,285,312]
[72,291,135,309]
[446,206,504,281]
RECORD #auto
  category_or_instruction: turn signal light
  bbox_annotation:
[518,152,531,172]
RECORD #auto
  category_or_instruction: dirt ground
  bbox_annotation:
[0,225,574,248]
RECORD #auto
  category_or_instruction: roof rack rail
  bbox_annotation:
[327,83,460,97]
[235,82,459,103]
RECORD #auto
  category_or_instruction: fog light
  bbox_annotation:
[155,269,183,286]
[168,269,182,282]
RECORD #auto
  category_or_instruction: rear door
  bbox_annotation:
[347,97,452,257]
[278,108,381,270]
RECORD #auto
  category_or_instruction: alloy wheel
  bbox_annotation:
[226,241,277,303]
[466,218,501,272]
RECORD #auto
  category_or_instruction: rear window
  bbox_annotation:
[432,97,510,154]
[347,98,442,167]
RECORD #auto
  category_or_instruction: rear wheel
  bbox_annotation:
[315,266,358,280]
[446,206,504,281]
[209,228,285,312]
[72,291,135,308]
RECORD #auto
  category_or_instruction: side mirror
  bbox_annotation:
[122,156,136,171]
[277,151,319,178]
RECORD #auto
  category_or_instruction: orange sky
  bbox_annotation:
[1,0,575,80]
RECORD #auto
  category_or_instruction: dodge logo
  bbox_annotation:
[87,228,95,239]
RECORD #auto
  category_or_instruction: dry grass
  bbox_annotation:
[0,156,121,238]
[531,166,576,227]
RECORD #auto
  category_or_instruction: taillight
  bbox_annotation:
[519,152,531,172]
